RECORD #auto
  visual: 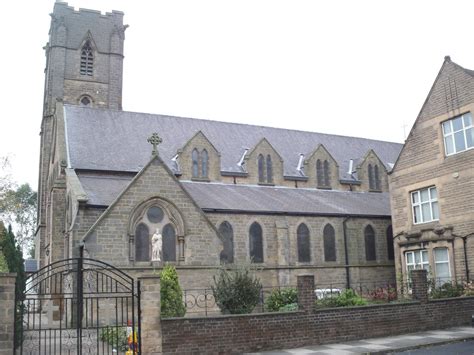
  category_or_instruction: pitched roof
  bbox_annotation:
[76,173,391,217]
[64,105,402,180]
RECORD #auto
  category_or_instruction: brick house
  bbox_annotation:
[36,2,402,290]
[389,56,474,288]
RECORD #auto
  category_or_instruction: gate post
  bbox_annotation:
[0,273,17,354]
[138,275,162,354]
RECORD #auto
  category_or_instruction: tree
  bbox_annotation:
[160,265,186,318]
[0,156,14,213]
[1,184,37,252]
[0,223,26,295]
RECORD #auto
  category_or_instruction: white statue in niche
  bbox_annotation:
[151,228,162,262]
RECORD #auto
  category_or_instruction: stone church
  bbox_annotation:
[36,2,402,290]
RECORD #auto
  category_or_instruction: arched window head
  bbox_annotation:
[297,223,311,262]
[368,164,374,190]
[364,225,376,261]
[218,221,234,264]
[80,96,92,107]
[80,40,93,76]
[201,149,209,178]
[266,155,273,183]
[386,225,394,261]
[249,222,263,263]
[316,159,323,186]
[323,160,330,187]
[317,159,331,188]
[257,154,265,183]
[323,224,336,261]
[192,149,199,178]
[135,223,150,261]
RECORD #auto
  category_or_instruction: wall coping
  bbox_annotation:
[429,295,474,303]
[162,310,304,322]
[0,272,17,277]
[137,274,161,280]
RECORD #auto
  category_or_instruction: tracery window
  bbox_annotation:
[249,222,263,263]
[364,225,376,261]
[80,96,92,106]
[316,159,331,188]
[134,204,178,262]
[80,40,93,76]
[323,224,336,262]
[218,221,234,264]
[297,223,311,262]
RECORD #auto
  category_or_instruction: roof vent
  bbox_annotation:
[171,153,180,171]
[348,159,357,176]
[296,153,305,174]
[237,148,249,168]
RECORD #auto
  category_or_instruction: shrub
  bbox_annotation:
[315,289,368,308]
[278,303,298,312]
[100,326,128,351]
[212,265,262,314]
[430,282,464,299]
[367,285,397,303]
[265,288,298,312]
[160,265,186,318]
[463,281,474,296]
[0,251,8,272]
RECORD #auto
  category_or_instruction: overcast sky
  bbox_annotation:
[2,0,474,190]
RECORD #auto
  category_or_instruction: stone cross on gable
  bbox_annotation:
[147,133,162,156]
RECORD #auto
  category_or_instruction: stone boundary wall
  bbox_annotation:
[162,270,474,354]
[0,273,16,355]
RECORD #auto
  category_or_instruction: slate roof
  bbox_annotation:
[64,105,402,180]
[76,173,391,217]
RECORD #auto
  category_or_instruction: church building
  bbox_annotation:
[36,2,402,290]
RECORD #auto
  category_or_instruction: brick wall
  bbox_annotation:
[161,275,474,354]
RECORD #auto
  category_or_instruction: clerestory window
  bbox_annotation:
[368,164,381,191]
[316,159,331,188]
[257,154,273,184]
[191,148,209,180]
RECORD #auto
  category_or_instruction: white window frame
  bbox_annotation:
[405,249,429,273]
[411,186,439,224]
[433,248,451,285]
[442,112,473,156]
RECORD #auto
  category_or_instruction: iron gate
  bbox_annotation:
[14,249,141,354]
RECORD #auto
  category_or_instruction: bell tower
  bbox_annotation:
[36,2,126,266]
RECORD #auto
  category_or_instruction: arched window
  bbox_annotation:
[249,222,263,263]
[258,154,265,183]
[201,149,208,178]
[316,159,323,186]
[323,224,336,261]
[386,225,394,261]
[80,40,93,76]
[192,149,199,178]
[297,223,311,262]
[80,96,91,106]
[218,221,234,264]
[323,160,330,187]
[374,165,381,190]
[364,225,376,261]
[368,164,374,190]
[266,155,273,183]
[162,223,176,262]
[135,223,150,261]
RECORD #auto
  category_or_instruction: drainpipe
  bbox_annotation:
[343,218,351,289]
[462,237,470,282]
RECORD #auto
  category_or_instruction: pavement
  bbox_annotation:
[246,326,474,354]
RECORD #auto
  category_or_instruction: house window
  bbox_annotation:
[434,248,451,285]
[191,148,209,179]
[364,225,376,261]
[368,164,381,191]
[411,186,439,224]
[442,112,473,155]
[80,40,93,76]
[297,223,311,262]
[405,249,429,273]
[386,225,394,261]
[323,224,336,262]
[249,222,263,263]
[316,159,331,188]
[218,221,234,264]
